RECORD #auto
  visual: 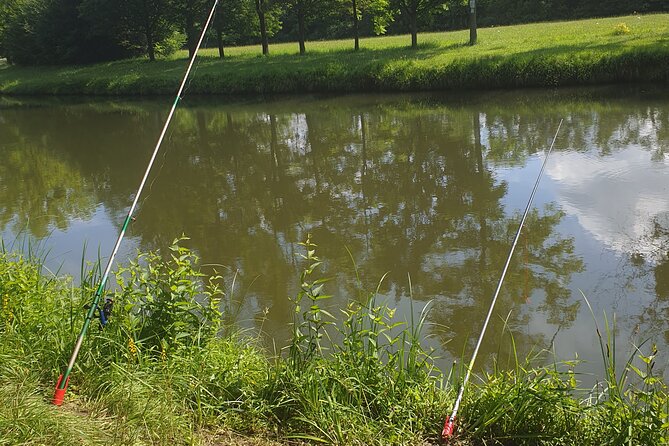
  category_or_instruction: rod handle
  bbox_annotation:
[441,416,456,441]
[52,375,69,406]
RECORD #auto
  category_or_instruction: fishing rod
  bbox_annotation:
[52,0,220,406]
[441,119,563,440]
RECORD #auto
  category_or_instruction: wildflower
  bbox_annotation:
[128,337,138,360]
[2,294,13,324]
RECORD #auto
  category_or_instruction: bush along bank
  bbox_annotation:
[0,236,668,445]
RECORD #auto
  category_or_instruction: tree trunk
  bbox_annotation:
[351,0,359,51]
[145,14,155,61]
[297,0,306,55]
[469,0,477,45]
[255,0,269,55]
[186,16,197,59]
[410,15,417,48]
[217,29,225,58]
[147,29,155,61]
[473,112,487,270]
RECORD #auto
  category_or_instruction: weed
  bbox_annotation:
[270,238,450,444]
[613,22,632,35]
[581,293,669,445]
[111,236,224,355]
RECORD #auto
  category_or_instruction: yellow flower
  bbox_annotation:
[2,295,13,325]
[128,337,138,360]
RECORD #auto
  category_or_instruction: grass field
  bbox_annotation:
[0,14,668,95]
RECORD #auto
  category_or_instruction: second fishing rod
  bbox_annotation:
[442,119,564,441]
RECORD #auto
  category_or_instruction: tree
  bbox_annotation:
[0,0,20,62]
[1,0,121,65]
[2,0,75,65]
[255,0,270,55]
[212,0,257,58]
[344,0,391,51]
[289,0,323,54]
[80,0,176,62]
[468,0,476,45]
[391,0,445,48]
[0,0,33,64]
[122,0,174,61]
[171,0,208,58]
[253,0,281,55]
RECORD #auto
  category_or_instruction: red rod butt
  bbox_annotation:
[52,375,69,406]
[441,416,456,441]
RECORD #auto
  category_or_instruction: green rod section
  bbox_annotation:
[58,217,129,386]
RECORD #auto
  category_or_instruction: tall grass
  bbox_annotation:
[270,236,450,444]
[0,14,667,95]
[1,237,668,444]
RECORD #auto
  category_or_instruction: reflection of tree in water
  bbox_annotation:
[419,113,583,361]
[2,88,668,359]
[628,214,669,344]
[112,105,586,358]
[0,102,169,238]
[0,132,96,239]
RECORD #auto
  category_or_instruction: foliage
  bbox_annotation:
[169,0,208,57]
[283,0,335,54]
[155,30,187,57]
[580,295,669,445]
[1,239,668,444]
[0,0,20,62]
[2,0,134,65]
[270,237,450,444]
[0,0,179,64]
[390,0,448,47]
[119,0,177,61]
[111,236,223,353]
[212,0,259,57]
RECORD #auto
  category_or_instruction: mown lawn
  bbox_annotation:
[0,14,668,95]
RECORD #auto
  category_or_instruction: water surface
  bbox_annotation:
[2,87,668,378]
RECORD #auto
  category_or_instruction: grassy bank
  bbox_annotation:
[1,238,668,445]
[0,14,668,96]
